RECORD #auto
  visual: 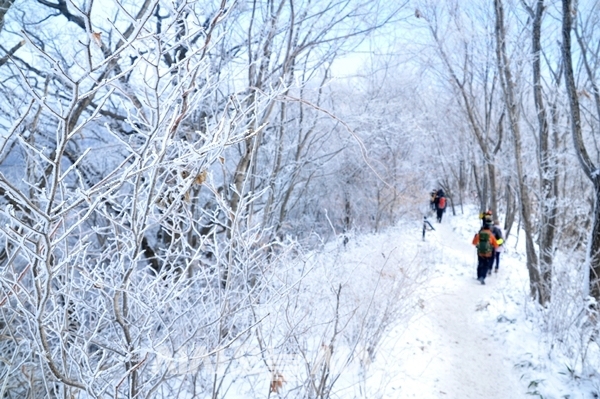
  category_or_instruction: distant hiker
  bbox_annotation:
[435,188,445,202]
[472,224,499,285]
[479,209,493,227]
[491,219,504,273]
[435,189,446,223]
[422,216,435,240]
[430,190,437,211]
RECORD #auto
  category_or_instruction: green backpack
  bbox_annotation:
[477,230,493,255]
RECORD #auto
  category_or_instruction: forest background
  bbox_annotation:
[0,0,599,397]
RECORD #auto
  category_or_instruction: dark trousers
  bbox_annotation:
[436,208,444,222]
[494,252,500,270]
[477,255,493,279]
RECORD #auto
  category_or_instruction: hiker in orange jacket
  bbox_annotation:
[472,223,499,285]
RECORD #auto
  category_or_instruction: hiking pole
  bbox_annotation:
[422,216,435,241]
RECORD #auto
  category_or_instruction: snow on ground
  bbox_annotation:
[359,207,598,399]
[224,207,597,398]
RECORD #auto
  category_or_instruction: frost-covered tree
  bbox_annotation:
[562,0,600,301]
[0,0,409,397]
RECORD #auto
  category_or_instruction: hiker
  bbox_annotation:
[472,222,499,285]
[435,189,446,223]
[491,219,504,273]
[479,209,493,227]
[430,190,437,211]
[422,216,435,240]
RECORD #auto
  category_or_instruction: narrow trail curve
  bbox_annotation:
[377,215,529,398]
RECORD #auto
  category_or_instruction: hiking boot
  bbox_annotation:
[494,268,498,273]
[480,279,485,285]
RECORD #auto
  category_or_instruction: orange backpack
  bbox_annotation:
[438,197,446,209]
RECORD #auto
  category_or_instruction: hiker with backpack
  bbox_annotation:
[435,189,446,223]
[479,209,493,227]
[430,190,437,211]
[491,219,504,273]
[472,222,499,285]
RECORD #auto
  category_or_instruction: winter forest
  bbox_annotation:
[0,0,599,397]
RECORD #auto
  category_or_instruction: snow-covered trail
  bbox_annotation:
[373,213,530,398]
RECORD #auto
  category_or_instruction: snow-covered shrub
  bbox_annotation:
[223,222,431,398]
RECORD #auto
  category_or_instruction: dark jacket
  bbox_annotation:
[492,225,503,241]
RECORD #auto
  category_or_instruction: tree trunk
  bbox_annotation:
[562,0,600,300]
[504,178,517,239]
[531,0,556,305]
[459,159,466,214]
[487,162,498,215]
[0,0,15,32]
[494,0,544,303]
[472,161,486,213]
